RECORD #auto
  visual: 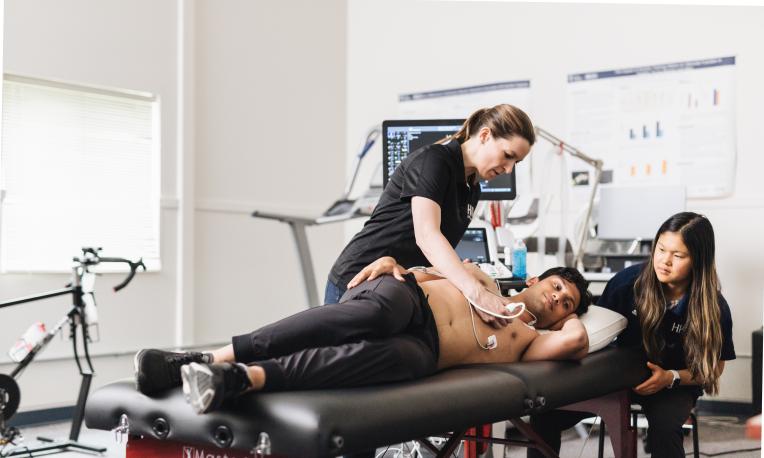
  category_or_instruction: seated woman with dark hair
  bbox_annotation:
[135,257,592,415]
[528,212,735,458]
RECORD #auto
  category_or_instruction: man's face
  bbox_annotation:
[522,275,581,328]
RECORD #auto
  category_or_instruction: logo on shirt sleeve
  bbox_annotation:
[467,203,475,220]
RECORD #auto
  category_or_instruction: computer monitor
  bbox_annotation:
[382,119,517,201]
[597,184,687,240]
[455,227,492,264]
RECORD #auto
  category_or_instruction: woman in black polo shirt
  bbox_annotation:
[326,104,535,326]
[528,212,735,458]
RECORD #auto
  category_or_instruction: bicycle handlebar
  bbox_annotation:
[102,258,146,292]
[74,247,146,292]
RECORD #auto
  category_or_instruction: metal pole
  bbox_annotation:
[288,221,319,307]
[534,127,604,269]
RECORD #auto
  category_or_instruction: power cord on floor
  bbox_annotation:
[692,447,761,457]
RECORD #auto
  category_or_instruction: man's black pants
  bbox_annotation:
[231,274,439,391]
[527,387,698,458]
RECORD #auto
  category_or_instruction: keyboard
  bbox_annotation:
[478,262,513,279]
[322,199,355,217]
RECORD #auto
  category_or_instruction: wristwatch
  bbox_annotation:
[668,369,681,389]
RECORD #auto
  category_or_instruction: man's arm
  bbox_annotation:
[520,316,589,361]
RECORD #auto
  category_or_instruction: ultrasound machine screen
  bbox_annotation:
[382,120,517,200]
[455,228,491,264]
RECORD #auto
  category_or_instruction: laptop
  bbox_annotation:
[455,228,512,279]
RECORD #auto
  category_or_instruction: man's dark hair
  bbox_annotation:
[538,267,592,316]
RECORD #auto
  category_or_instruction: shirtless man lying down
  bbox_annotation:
[135,257,592,414]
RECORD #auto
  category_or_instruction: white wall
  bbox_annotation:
[192,0,347,344]
[346,1,764,403]
[1,0,179,410]
[1,0,347,411]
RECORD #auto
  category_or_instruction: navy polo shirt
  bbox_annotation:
[598,263,735,395]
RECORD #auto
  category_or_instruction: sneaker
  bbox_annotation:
[134,349,210,395]
[181,362,252,414]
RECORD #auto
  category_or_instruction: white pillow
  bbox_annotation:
[579,305,628,353]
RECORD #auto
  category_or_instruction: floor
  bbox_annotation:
[500,414,762,458]
[0,414,760,457]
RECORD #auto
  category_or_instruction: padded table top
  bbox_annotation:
[481,345,650,411]
[85,346,648,457]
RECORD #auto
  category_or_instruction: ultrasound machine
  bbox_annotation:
[455,227,513,279]
[382,119,517,201]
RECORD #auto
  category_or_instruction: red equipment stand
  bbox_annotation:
[125,436,287,458]
[463,424,492,457]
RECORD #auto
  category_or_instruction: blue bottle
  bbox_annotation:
[511,238,527,279]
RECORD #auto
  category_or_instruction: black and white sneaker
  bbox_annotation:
[134,349,211,395]
[180,362,252,414]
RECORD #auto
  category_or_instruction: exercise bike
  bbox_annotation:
[0,247,145,457]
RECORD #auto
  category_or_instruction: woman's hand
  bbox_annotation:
[347,256,408,289]
[468,287,511,328]
[633,362,673,395]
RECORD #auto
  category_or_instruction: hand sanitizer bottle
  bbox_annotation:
[511,239,527,279]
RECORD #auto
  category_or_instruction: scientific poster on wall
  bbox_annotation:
[398,80,531,119]
[566,56,736,198]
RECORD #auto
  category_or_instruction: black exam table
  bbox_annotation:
[84,346,649,458]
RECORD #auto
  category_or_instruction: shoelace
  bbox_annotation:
[165,353,201,383]
[223,364,251,397]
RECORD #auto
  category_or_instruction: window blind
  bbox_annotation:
[0,75,160,272]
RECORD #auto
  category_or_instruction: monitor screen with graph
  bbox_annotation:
[382,119,517,201]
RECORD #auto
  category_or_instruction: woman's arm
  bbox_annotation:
[346,256,447,288]
[633,360,726,395]
[346,256,408,288]
[412,196,510,327]
[347,256,500,290]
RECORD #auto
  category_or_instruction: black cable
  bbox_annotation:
[693,447,761,457]
[70,320,83,376]
[80,320,95,374]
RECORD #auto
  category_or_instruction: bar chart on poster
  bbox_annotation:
[565,56,736,199]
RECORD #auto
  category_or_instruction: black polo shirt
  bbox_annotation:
[598,263,736,395]
[329,139,481,288]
